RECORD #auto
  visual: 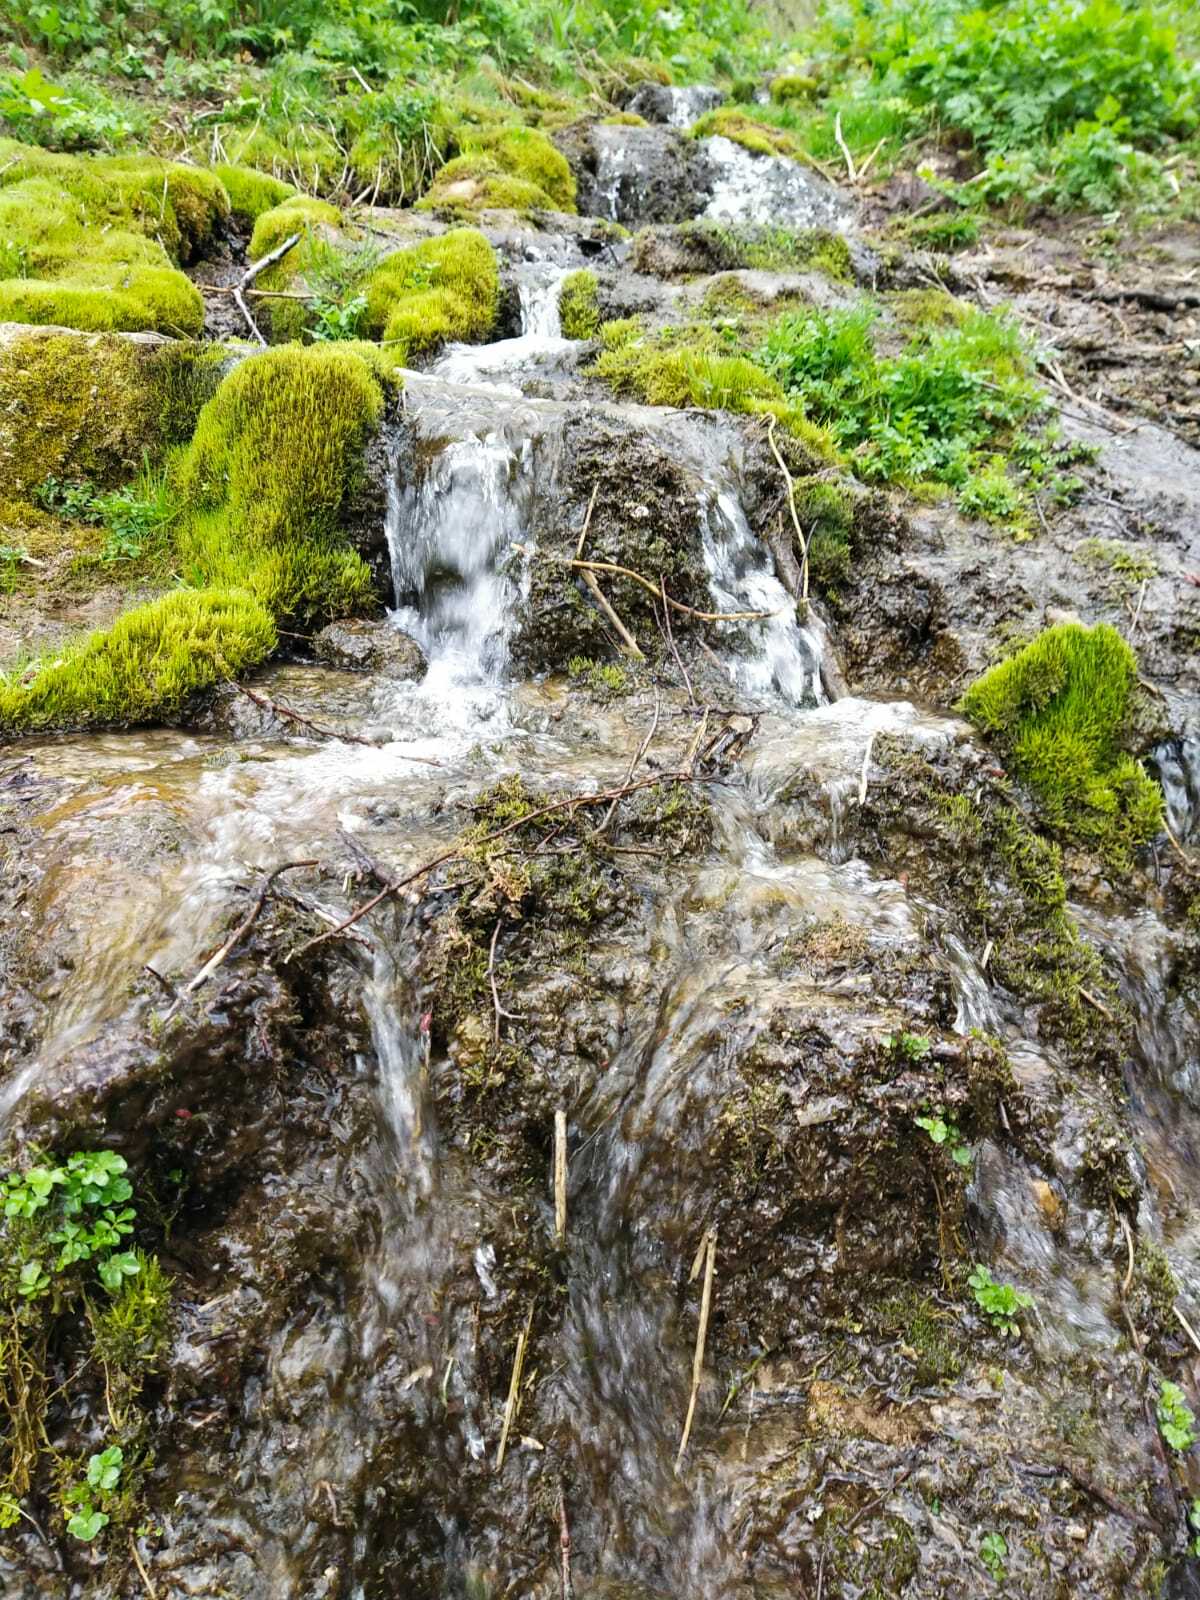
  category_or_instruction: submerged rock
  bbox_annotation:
[314,618,426,679]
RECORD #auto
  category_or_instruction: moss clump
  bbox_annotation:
[959,622,1162,868]
[466,125,576,211]
[0,141,227,336]
[593,328,836,457]
[248,195,341,261]
[1,344,387,734]
[770,73,819,103]
[633,220,852,281]
[795,479,856,594]
[0,588,275,732]
[691,108,802,160]
[363,228,498,361]
[559,269,600,339]
[213,164,296,221]
[173,343,384,621]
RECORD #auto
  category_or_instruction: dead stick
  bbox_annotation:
[291,768,697,959]
[165,859,317,1018]
[834,110,857,183]
[488,919,524,1042]
[597,691,660,835]
[558,1485,573,1600]
[570,559,774,622]
[575,482,600,559]
[661,577,697,709]
[234,230,301,345]
[231,682,379,749]
[1080,987,1116,1022]
[554,1109,568,1245]
[1120,1214,1135,1297]
[581,568,645,660]
[676,1228,716,1474]
[129,1537,158,1599]
[764,415,809,606]
[495,1305,534,1472]
[1174,1304,1200,1355]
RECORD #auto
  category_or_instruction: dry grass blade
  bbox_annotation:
[495,1305,534,1472]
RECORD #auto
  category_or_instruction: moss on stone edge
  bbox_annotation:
[690,108,802,161]
[0,589,276,734]
[0,140,226,336]
[1,345,388,735]
[363,228,499,361]
[214,164,297,222]
[592,327,836,459]
[419,125,576,214]
[959,622,1162,869]
[559,269,600,339]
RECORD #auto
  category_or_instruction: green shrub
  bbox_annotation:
[959,622,1162,867]
[559,269,600,338]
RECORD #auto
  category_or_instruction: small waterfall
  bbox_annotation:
[1151,735,1200,845]
[385,427,534,725]
[702,486,825,706]
[516,263,568,337]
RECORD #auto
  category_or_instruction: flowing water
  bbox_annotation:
[3,144,1198,1600]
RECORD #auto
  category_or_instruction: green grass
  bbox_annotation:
[959,621,1162,868]
[559,269,600,338]
[756,301,1045,504]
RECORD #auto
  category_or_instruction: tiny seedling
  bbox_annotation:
[968,1264,1034,1338]
[915,1109,973,1167]
[63,1445,123,1541]
[1158,1381,1197,1453]
[883,1031,932,1061]
[979,1530,1007,1581]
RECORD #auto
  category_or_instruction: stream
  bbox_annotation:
[3,148,1200,1600]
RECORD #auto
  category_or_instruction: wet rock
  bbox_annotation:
[625,83,725,128]
[314,618,426,679]
[557,122,713,227]
[697,135,855,231]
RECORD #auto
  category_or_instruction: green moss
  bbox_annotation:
[173,344,384,622]
[248,196,341,261]
[0,588,276,732]
[598,316,642,351]
[959,622,1162,867]
[794,479,855,593]
[1,344,388,735]
[559,269,600,339]
[464,125,576,210]
[213,164,296,221]
[364,228,498,361]
[593,328,836,456]
[691,107,802,160]
[416,155,555,213]
[770,73,819,103]
[602,111,649,126]
[0,142,230,337]
[633,221,852,281]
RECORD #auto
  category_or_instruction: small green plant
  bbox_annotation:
[882,1030,932,1061]
[567,655,630,699]
[1187,1497,1200,1556]
[310,291,368,342]
[979,1530,1007,1582]
[3,1151,140,1294]
[63,1445,123,1540]
[1158,1380,1197,1452]
[915,1110,972,1167]
[968,1264,1034,1338]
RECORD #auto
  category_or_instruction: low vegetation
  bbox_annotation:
[0,1151,170,1541]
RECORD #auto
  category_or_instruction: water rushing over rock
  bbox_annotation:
[4,98,1200,1600]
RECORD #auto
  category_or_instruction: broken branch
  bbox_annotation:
[234,230,301,346]
[676,1227,716,1474]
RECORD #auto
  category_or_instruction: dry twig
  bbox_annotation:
[233,230,301,345]
[495,1305,534,1472]
[676,1228,717,1474]
[554,1109,568,1245]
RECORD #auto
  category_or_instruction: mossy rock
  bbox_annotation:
[690,107,801,160]
[959,622,1163,870]
[248,196,342,262]
[420,124,576,214]
[0,141,227,336]
[363,228,498,361]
